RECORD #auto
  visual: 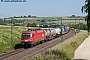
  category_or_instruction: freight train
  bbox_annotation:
[21,25,70,46]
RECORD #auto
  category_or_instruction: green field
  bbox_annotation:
[0,17,86,26]
[0,25,27,53]
[0,25,40,53]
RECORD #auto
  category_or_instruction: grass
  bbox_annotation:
[0,25,27,53]
[50,30,88,59]
[30,30,88,60]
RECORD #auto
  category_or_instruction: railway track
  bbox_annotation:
[0,48,26,60]
[0,29,76,60]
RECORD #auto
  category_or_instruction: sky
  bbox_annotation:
[0,0,86,18]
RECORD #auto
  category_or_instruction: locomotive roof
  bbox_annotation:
[22,31,31,33]
[22,29,44,34]
[41,28,55,29]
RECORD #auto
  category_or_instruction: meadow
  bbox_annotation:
[0,25,27,53]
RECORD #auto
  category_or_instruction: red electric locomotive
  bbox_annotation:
[21,29,46,46]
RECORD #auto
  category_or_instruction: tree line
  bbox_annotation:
[11,15,37,18]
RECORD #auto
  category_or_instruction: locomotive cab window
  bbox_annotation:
[22,33,30,38]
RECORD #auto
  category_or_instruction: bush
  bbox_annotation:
[27,23,37,27]
[51,49,70,60]
[70,23,87,30]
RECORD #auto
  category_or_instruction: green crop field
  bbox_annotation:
[0,25,28,53]
[0,25,40,53]
[1,17,86,25]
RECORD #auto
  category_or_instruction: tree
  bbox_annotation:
[14,16,16,18]
[26,23,37,27]
[27,23,31,27]
[71,15,75,18]
[31,23,37,27]
[41,19,45,22]
[81,0,90,34]
[28,15,31,17]
[21,15,23,18]
[24,16,27,18]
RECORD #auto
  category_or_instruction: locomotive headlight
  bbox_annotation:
[30,40,32,41]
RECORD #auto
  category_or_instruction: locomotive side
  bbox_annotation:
[21,29,46,46]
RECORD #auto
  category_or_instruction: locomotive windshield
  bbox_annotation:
[22,33,30,38]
